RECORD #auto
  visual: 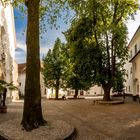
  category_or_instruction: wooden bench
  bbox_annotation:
[93,100,99,105]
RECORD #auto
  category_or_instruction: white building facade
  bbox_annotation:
[124,60,133,95]
[18,63,46,98]
[124,26,140,99]
[0,3,19,101]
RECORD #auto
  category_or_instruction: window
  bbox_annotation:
[135,44,137,54]
[130,50,132,58]
[80,90,84,95]
[130,67,132,74]
[129,86,131,92]
[44,88,46,95]
[67,91,70,96]
[127,70,129,78]
[137,84,139,93]
[134,62,137,70]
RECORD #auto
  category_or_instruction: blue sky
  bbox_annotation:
[14,8,140,64]
[14,8,71,63]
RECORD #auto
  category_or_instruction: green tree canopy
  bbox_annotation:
[64,17,95,97]
[66,0,139,101]
[42,38,67,99]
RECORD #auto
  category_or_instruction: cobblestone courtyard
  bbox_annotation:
[1,97,140,140]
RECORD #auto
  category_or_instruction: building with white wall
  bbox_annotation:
[18,63,46,98]
[67,85,104,97]
[129,26,140,98]
[18,63,26,97]
[0,3,18,101]
[124,26,140,99]
[18,62,104,99]
[124,59,133,95]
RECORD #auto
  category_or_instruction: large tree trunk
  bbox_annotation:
[102,85,111,101]
[74,89,78,98]
[55,79,59,99]
[21,0,46,131]
[55,87,59,99]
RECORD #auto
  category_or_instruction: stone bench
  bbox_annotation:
[93,97,103,105]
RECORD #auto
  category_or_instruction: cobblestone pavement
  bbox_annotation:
[1,97,140,140]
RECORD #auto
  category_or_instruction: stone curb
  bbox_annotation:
[97,100,124,105]
[63,128,78,140]
[0,126,78,140]
[0,131,11,140]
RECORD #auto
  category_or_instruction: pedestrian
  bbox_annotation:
[3,88,7,106]
[62,95,66,100]
[0,94,2,107]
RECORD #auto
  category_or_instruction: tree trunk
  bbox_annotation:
[55,79,59,99]
[102,85,111,101]
[21,0,46,131]
[55,87,59,99]
[74,89,78,98]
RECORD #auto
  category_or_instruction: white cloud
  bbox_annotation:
[15,56,26,64]
[15,38,26,64]
[16,41,26,51]
[15,36,53,63]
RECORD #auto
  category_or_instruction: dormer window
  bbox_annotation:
[135,44,137,54]
[134,62,137,70]
[130,50,132,58]
[130,67,132,73]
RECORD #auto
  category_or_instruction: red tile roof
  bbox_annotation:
[18,62,43,74]
[18,63,26,74]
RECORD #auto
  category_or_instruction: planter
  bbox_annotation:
[133,95,137,101]
[0,106,7,113]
